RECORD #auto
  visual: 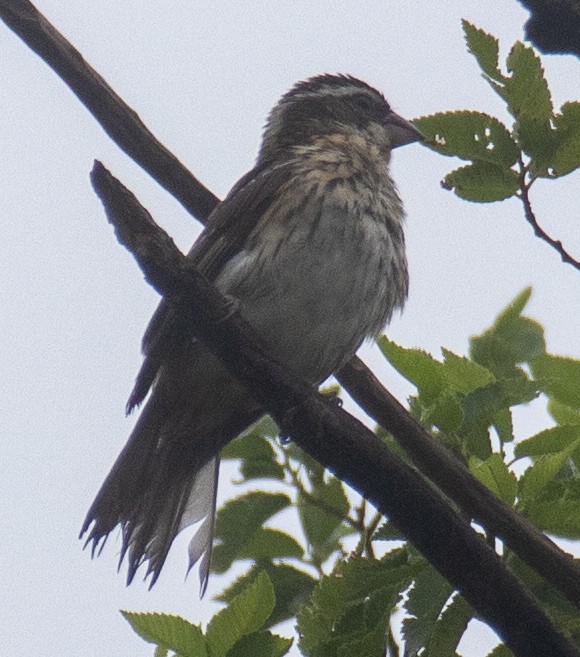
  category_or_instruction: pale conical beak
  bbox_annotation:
[385,112,424,148]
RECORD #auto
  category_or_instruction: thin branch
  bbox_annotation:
[3,0,580,613]
[518,171,580,271]
[91,160,580,657]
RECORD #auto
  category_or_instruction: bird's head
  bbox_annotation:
[258,74,423,163]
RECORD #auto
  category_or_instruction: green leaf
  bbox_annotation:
[423,389,464,434]
[403,567,454,657]
[487,645,514,657]
[297,550,419,655]
[515,426,580,458]
[442,161,519,202]
[374,521,406,541]
[226,632,292,657]
[121,611,206,657]
[525,500,580,539]
[425,594,473,657]
[551,102,580,177]
[519,438,580,501]
[470,288,546,375]
[217,563,317,627]
[222,419,284,481]
[237,528,304,561]
[155,646,170,657]
[504,42,553,121]
[212,493,292,573]
[413,111,518,166]
[441,349,495,394]
[531,354,580,410]
[336,613,389,657]
[378,337,444,402]
[206,571,275,657]
[493,407,514,443]
[548,399,580,426]
[459,378,537,458]
[469,454,517,505]
[299,476,350,559]
[463,20,505,82]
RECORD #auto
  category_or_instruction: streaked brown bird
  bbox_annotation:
[81,74,422,593]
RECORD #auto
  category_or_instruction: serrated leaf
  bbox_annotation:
[493,407,514,443]
[469,454,517,505]
[424,389,464,434]
[413,111,518,166]
[212,493,291,573]
[237,528,304,561]
[525,500,580,538]
[463,21,505,82]
[403,568,454,657]
[206,571,275,657]
[378,337,444,402]
[548,399,580,426]
[443,161,519,202]
[470,289,546,375]
[515,425,580,458]
[441,349,495,394]
[487,645,514,657]
[298,551,419,655]
[121,611,206,657]
[531,354,580,409]
[374,521,406,541]
[505,42,553,121]
[221,432,284,481]
[226,632,292,657]
[217,563,317,627]
[519,438,580,501]
[336,612,389,657]
[155,646,169,657]
[425,594,473,657]
[299,477,350,558]
[551,102,580,177]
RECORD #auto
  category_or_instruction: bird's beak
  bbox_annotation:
[385,112,424,148]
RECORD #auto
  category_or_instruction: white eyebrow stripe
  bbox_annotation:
[290,84,377,101]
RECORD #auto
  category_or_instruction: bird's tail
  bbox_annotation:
[80,394,219,594]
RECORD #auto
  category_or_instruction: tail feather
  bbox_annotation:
[81,398,219,589]
[82,345,263,591]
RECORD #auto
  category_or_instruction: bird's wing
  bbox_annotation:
[127,160,294,411]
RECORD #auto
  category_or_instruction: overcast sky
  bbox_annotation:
[1,2,579,656]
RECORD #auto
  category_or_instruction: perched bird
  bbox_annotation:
[81,74,422,593]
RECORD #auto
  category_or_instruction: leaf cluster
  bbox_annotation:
[413,21,580,202]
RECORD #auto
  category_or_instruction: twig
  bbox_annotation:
[90,160,580,657]
[518,168,580,271]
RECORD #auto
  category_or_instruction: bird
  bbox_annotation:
[81,73,423,594]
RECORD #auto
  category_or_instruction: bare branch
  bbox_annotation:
[519,173,580,271]
[91,160,580,657]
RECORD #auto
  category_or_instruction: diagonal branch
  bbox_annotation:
[2,0,580,612]
[336,357,580,606]
[91,159,579,657]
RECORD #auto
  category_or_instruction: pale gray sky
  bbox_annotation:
[1,2,579,656]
